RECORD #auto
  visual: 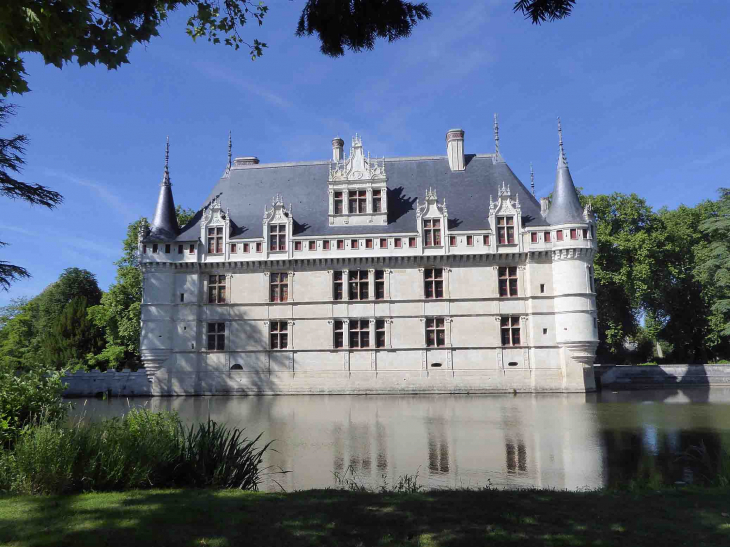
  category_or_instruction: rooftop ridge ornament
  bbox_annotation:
[162,136,171,186]
[530,162,535,196]
[329,133,386,182]
[494,113,500,156]
[227,131,232,170]
[558,117,568,168]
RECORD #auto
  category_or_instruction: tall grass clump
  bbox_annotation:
[1,409,272,495]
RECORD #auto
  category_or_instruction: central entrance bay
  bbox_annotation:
[71,389,730,491]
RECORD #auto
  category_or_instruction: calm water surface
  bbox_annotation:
[70,388,730,491]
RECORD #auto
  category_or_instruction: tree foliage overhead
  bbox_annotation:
[513,0,576,24]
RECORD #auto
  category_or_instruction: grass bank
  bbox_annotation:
[1,487,729,546]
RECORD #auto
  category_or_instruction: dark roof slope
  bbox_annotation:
[149,182,179,240]
[545,158,584,225]
[173,155,545,241]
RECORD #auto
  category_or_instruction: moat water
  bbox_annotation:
[70,388,730,492]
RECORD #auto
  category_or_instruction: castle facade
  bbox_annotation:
[138,120,598,395]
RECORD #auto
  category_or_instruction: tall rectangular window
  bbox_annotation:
[570,228,578,240]
[334,320,344,348]
[373,189,382,212]
[375,319,386,348]
[349,270,369,300]
[530,233,538,243]
[497,217,515,244]
[256,242,262,252]
[269,224,286,251]
[349,190,367,213]
[152,243,158,253]
[165,244,171,253]
[544,231,551,243]
[334,192,344,214]
[394,238,402,248]
[309,241,316,251]
[557,230,564,241]
[449,236,457,246]
[424,219,442,246]
[143,244,147,254]
[337,240,345,250]
[178,244,183,254]
[483,235,490,246]
[323,240,331,250]
[498,267,518,297]
[409,237,417,248]
[270,321,288,349]
[230,243,237,254]
[582,228,588,239]
[208,275,226,304]
[294,241,302,251]
[424,268,444,299]
[426,317,445,347]
[243,243,250,253]
[466,235,473,246]
[270,272,288,302]
[351,239,359,250]
[207,322,225,351]
[589,266,595,292]
[208,227,223,254]
[379,238,388,249]
[365,238,373,249]
[501,317,521,346]
[375,270,385,300]
[349,319,370,348]
[189,244,195,254]
[333,271,344,300]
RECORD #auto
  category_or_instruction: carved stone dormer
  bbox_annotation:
[201,196,230,257]
[417,188,449,252]
[263,194,294,259]
[489,181,522,252]
[328,134,387,227]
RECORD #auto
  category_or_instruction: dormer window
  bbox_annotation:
[334,192,344,214]
[424,219,441,246]
[207,227,223,254]
[269,224,286,251]
[497,217,515,244]
[349,190,367,214]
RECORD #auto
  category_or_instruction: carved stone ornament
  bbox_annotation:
[416,187,447,219]
[489,181,521,219]
[329,134,386,182]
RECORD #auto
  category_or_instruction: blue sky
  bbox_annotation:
[2,0,729,305]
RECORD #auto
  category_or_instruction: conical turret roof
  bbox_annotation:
[546,119,583,225]
[149,138,179,240]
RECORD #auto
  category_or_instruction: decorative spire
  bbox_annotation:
[150,136,179,240]
[557,117,568,168]
[530,162,535,196]
[493,113,500,156]
[546,118,583,225]
[162,136,171,186]
[228,131,232,171]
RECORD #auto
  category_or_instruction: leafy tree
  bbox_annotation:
[0,100,63,289]
[698,188,730,338]
[513,0,576,24]
[88,206,195,369]
[42,296,104,369]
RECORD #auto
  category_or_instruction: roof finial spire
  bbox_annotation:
[557,117,568,168]
[493,113,500,156]
[162,136,171,186]
[530,162,535,196]
[227,131,232,171]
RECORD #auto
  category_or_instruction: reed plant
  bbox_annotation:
[0,409,271,495]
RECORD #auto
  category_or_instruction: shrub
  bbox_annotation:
[3,410,271,494]
[0,367,69,446]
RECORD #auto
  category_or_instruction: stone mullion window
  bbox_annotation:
[349,270,369,300]
[349,319,370,349]
[498,267,518,297]
[269,321,289,349]
[374,270,385,300]
[497,217,515,245]
[500,317,521,346]
[208,274,226,304]
[333,270,344,301]
[207,227,224,254]
[207,322,226,351]
[423,219,442,247]
[269,224,286,252]
[269,272,289,303]
[332,319,348,349]
[425,317,446,347]
[424,268,444,299]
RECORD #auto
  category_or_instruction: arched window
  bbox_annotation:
[230,364,243,371]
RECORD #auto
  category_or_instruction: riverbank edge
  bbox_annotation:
[1,487,729,546]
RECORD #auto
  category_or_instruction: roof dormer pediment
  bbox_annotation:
[329,134,386,183]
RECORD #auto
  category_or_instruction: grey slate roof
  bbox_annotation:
[545,155,584,225]
[168,154,546,242]
[149,181,179,240]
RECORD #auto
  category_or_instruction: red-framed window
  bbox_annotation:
[498,267,518,297]
[270,321,288,349]
[501,317,521,346]
[497,217,515,244]
[270,272,289,302]
[424,219,442,246]
[530,233,538,243]
[426,317,445,347]
[544,231,551,243]
[349,320,370,348]
[334,192,344,214]
[349,270,369,300]
[333,271,344,301]
[207,227,223,254]
[424,268,444,299]
[269,224,286,251]
[309,241,316,251]
[208,275,226,304]
[349,190,367,213]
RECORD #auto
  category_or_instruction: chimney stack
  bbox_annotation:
[332,137,344,162]
[540,197,550,217]
[446,129,465,171]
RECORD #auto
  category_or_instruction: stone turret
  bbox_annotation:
[149,137,179,240]
[545,119,583,225]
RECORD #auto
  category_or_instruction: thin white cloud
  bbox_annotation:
[192,61,293,109]
[0,224,119,260]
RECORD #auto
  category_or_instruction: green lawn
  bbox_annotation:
[1,488,729,546]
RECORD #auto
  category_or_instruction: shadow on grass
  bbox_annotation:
[1,487,730,547]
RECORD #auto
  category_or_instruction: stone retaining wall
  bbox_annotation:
[594,364,730,390]
[62,369,152,397]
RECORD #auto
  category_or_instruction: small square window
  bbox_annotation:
[323,240,331,250]
[530,233,538,243]
[165,244,171,253]
[449,235,457,246]
[557,231,564,241]
[543,328,548,335]
[483,235,490,246]
[365,239,373,249]
[380,238,388,249]
[243,243,250,253]
[540,283,545,294]
[177,244,183,254]
[544,231,552,243]
[351,239,359,249]
[309,241,316,251]
[466,235,473,246]
[409,237,417,248]
[570,228,578,240]
[337,240,345,250]
[143,244,147,254]
[230,243,237,254]
[189,244,195,254]
[294,241,302,251]
[256,242,262,252]
[394,238,402,248]
[582,228,588,239]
